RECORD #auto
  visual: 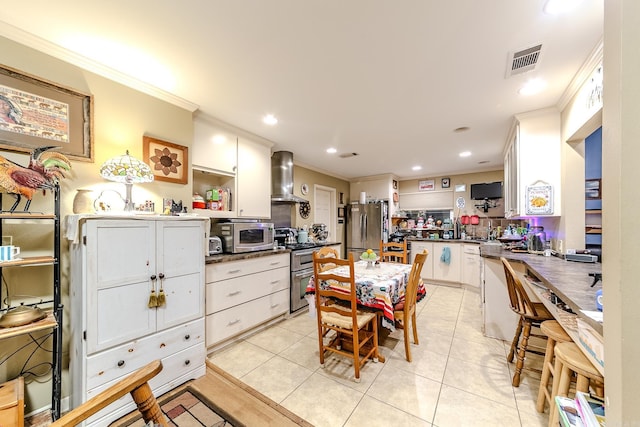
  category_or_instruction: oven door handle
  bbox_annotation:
[292,270,313,280]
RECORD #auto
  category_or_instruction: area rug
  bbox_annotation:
[111,383,239,427]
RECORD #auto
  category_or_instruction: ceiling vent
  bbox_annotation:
[506,44,542,77]
[339,152,359,158]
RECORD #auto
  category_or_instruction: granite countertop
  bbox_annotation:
[407,237,490,244]
[480,245,602,334]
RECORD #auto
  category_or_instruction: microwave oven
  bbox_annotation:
[212,222,275,253]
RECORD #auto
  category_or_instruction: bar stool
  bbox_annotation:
[536,320,572,413]
[548,342,605,427]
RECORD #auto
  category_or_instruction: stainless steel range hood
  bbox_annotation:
[271,151,308,203]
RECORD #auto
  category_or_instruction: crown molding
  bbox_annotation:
[0,20,199,112]
[556,38,603,111]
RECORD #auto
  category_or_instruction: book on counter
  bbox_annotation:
[555,393,605,427]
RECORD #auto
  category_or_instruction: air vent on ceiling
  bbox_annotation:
[506,44,542,77]
[339,152,359,158]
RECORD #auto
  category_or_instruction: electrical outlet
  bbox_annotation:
[1,235,12,245]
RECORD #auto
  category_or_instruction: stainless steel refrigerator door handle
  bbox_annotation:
[364,213,368,241]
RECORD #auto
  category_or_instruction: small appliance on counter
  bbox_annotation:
[311,223,328,242]
[208,236,223,255]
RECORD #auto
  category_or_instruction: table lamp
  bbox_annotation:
[99,150,154,211]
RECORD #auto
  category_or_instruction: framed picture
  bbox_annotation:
[441,177,450,188]
[585,178,601,200]
[525,183,553,215]
[143,136,188,184]
[392,180,398,189]
[0,64,93,161]
[418,179,435,191]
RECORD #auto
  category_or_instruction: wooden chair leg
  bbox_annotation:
[353,330,361,382]
[131,382,166,426]
[508,317,523,363]
[536,337,556,413]
[411,311,419,345]
[512,320,532,387]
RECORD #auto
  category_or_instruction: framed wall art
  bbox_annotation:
[441,177,450,188]
[0,64,93,161]
[418,179,435,191]
[143,136,188,184]
[585,178,601,200]
[525,182,553,215]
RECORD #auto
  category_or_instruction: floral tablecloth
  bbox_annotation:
[306,260,426,331]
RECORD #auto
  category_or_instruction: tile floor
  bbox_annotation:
[209,284,551,427]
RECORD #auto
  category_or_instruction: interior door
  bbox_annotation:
[313,185,335,241]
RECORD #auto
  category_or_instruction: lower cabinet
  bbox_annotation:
[410,241,461,283]
[462,244,481,288]
[205,253,289,348]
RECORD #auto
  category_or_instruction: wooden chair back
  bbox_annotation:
[313,252,358,314]
[404,250,428,313]
[500,257,542,318]
[315,246,341,272]
[51,360,166,426]
[379,240,408,263]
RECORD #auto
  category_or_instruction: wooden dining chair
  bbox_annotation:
[379,240,408,263]
[312,252,380,382]
[51,360,166,426]
[501,257,554,386]
[392,249,428,362]
[315,246,340,271]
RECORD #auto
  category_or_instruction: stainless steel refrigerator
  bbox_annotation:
[346,201,388,258]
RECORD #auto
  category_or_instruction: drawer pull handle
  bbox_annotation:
[184,359,191,366]
[117,360,125,367]
[228,319,240,325]
[270,303,279,308]
[228,291,241,296]
[270,262,280,265]
[228,269,241,274]
[185,334,190,340]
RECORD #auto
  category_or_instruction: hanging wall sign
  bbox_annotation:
[525,181,553,215]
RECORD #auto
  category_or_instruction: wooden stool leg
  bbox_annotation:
[512,320,532,387]
[576,375,590,394]
[508,317,523,363]
[131,382,167,426]
[536,337,556,413]
[548,353,565,427]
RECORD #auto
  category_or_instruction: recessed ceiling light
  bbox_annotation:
[212,135,226,144]
[519,78,547,96]
[544,0,583,15]
[459,151,472,157]
[326,147,337,154]
[412,166,422,171]
[454,126,470,133]
[263,114,278,125]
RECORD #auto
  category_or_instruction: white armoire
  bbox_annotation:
[68,216,207,426]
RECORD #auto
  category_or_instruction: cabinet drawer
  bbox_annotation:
[463,244,480,254]
[206,288,288,346]
[85,319,204,390]
[85,344,205,427]
[206,253,289,283]
[206,266,289,314]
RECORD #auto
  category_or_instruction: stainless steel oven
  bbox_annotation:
[289,246,316,313]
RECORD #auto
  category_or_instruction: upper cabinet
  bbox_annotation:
[192,114,272,219]
[503,109,561,219]
[237,137,271,218]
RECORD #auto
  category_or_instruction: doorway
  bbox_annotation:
[313,185,336,242]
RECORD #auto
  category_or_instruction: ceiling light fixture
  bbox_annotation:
[459,151,472,158]
[412,166,422,171]
[544,0,583,15]
[326,148,337,154]
[263,114,278,125]
[519,78,547,96]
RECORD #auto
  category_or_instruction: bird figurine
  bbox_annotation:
[0,146,71,212]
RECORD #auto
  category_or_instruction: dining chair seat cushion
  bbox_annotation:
[321,306,377,330]
[393,302,405,310]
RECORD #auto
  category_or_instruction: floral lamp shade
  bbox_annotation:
[100,150,153,211]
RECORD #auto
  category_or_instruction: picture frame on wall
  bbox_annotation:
[143,135,188,184]
[585,178,601,199]
[0,64,93,161]
[441,177,450,188]
[418,179,435,191]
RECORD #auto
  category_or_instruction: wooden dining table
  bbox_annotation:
[306,260,426,331]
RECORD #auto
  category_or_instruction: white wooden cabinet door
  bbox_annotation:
[410,241,434,280]
[462,244,481,288]
[237,137,271,218]
[86,220,157,355]
[432,242,461,283]
[193,117,238,174]
[155,221,205,330]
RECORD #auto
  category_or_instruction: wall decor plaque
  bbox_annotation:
[525,182,553,215]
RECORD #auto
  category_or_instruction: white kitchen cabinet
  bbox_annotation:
[462,244,481,288]
[193,114,238,175]
[409,241,434,280]
[482,257,519,340]
[70,217,207,426]
[236,137,271,218]
[503,109,561,219]
[432,242,461,283]
[205,253,289,348]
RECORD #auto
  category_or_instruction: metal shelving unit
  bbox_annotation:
[0,185,62,420]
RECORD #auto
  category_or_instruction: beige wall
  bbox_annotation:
[0,36,194,412]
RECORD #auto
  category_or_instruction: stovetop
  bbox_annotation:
[286,242,322,251]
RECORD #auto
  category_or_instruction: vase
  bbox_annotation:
[73,189,94,214]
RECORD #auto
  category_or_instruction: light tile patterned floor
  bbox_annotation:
[209,284,551,427]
